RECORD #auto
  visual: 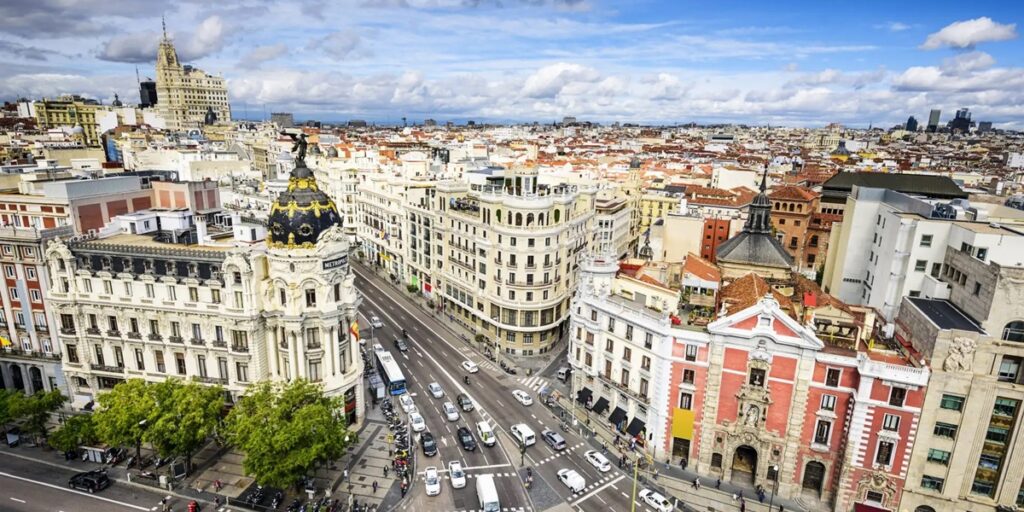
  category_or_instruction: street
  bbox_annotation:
[353,264,669,512]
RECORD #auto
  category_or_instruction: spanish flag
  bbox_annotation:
[350,321,360,340]
[0,335,10,347]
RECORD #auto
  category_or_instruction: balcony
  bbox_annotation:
[189,338,205,346]
[148,333,163,341]
[106,330,121,338]
[212,340,227,349]
[60,327,76,335]
[168,336,184,344]
[193,375,228,385]
[307,342,322,350]
[231,344,250,353]
[0,348,61,361]
[86,327,101,336]
[127,332,142,340]
[91,364,125,374]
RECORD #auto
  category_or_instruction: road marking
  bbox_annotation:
[0,472,150,511]
[570,474,625,507]
[496,400,505,407]
[402,353,409,359]
[10,497,26,503]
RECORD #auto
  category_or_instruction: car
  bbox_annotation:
[584,450,612,472]
[68,470,111,494]
[456,393,474,412]
[556,468,585,493]
[428,382,444,398]
[421,432,438,456]
[394,337,409,352]
[370,315,384,329]
[457,426,477,451]
[399,393,416,413]
[442,402,460,422]
[409,412,426,432]
[448,461,466,489]
[424,466,441,496]
[639,489,673,512]
[511,389,533,406]
[461,360,479,373]
[541,428,567,450]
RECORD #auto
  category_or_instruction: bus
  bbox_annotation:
[373,343,407,395]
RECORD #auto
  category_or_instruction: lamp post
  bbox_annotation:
[769,464,779,512]
[519,440,526,466]
[629,453,640,512]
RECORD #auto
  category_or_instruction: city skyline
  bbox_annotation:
[0,0,1022,127]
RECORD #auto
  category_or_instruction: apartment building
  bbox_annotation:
[434,166,595,355]
[899,224,1024,512]
[33,95,102,147]
[594,195,633,260]
[46,162,364,424]
[356,173,407,282]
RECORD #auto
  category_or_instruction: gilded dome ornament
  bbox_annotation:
[267,132,342,249]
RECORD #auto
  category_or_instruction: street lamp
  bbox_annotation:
[519,439,526,466]
[629,453,641,512]
[769,464,779,512]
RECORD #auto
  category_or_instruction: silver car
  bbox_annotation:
[428,382,444,398]
[442,401,460,422]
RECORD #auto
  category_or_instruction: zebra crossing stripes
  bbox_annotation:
[568,473,619,499]
[533,442,585,467]
[517,376,548,392]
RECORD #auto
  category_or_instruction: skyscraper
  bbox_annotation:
[155,20,230,130]
[927,109,941,132]
[906,115,918,132]
[139,79,157,108]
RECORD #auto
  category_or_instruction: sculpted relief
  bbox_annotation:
[942,336,976,373]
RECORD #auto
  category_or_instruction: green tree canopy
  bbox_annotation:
[225,379,353,488]
[10,390,65,443]
[49,414,98,453]
[144,380,223,474]
[0,389,21,431]
[93,379,157,460]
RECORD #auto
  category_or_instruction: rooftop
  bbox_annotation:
[822,172,968,200]
[906,297,985,333]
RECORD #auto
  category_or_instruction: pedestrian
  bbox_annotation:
[715,478,721,489]
[740,500,746,512]
[665,459,670,470]
[681,458,687,471]
[692,479,698,489]
[695,477,701,490]
[384,465,389,477]
[780,506,785,512]
[373,481,378,493]
[601,443,607,454]
[732,493,738,501]
[344,469,349,481]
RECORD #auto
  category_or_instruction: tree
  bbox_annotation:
[49,414,98,453]
[144,380,223,474]
[225,379,353,489]
[93,379,157,461]
[10,390,65,443]
[0,389,21,432]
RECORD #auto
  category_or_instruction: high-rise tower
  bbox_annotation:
[154,18,231,130]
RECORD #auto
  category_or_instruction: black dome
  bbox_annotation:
[267,161,341,248]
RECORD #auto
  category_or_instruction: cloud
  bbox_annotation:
[875,21,911,32]
[941,51,995,74]
[239,44,287,69]
[521,62,599,98]
[307,31,368,60]
[921,17,1017,49]
[98,15,230,64]
[0,0,173,38]
[0,40,64,61]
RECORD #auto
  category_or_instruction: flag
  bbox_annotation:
[0,335,10,347]
[350,321,360,340]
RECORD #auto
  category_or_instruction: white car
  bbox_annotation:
[442,402,460,422]
[461,360,479,373]
[511,389,533,406]
[424,466,441,496]
[583,450,611,472]
[428,382,444,398]
[639,489,673,512]
[448,461,466,489]
[399,393,416,413]
[370,315,384,329]
[409,412,426,432]
[556,468,586,493]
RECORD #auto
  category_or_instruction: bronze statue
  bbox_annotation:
[281,131,307,164]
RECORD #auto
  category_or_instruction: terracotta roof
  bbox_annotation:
[718,273,795,318]
[768,186,818,202]
[683,253,721,282]
[792,275,853,316]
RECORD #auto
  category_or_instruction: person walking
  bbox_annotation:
[343,469,349,481]
[695,477,701,490]
[692,479,698,490]
[372,481,378,493]
[680,458,687,471]
[715,478,721,489]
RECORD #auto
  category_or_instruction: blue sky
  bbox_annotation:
[0,0,1021,127]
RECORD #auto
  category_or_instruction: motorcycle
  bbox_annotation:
[287,499,303,512]
[271,491,284,509]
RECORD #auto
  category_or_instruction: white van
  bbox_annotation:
[476,474,500,512]
[477,421,496,447]
[510,423,536,447]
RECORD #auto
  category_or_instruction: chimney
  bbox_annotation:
[196,214,208,246]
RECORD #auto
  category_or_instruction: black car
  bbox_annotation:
[69,470,111,493]
[456,393,474,412]
[394,337,408,352]
[457,427,477,451]
[421,432,438,456]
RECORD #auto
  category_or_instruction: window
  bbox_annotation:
[940,394,965,411]
[920,234,933,247]
[155,351,166,373]
[683,369,695,385]
[189,287,199,302]
[641,356,651,371]
[3,265,13,278]
[103,280,113,294]
[236,362,249,382]
[211,289,221,304]
[107,316,118,333]
[915,260,927,272]
[622,347,631,362]
[921,475,944,491]
[149,319,160,336]
[197,355,207,378]
[306,288,316,307]
[814,419,831,445]
[644,332,653,349]
[309,360,322,382]
[232,330,249,351]
[176,353,186,375]
[114,347,124,368]
[145,284,154,298]
[191,323,202,341]
[639,378,649,398]
[749,368,766,387]
[29,289,40,302]
[218,357,228,380]
[215,326,224,342]
[590,309,598,321]
[171,321,181,338]
[927,449,950,465]
[67,344,79,363]
[135,349,144,370]
[620,368,629,386]
[166,285,176,300]
[605,339,614,353]
[999,356,1022,382]
[821,394,837,411]
[825,368,841,387]
[876,440,895,466]
[9,287,18,300]
[679,392,693,410]
[933,422,958,439]
[883,414,900,431]
[889,387,907,407]
[973,282,982,296]
[234,291,243,308]
[625,325,633,341]
[685,344,697,361]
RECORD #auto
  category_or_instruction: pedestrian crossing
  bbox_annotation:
[449,508,529,512]
[419,471,524,482]
[568,473,619,499]
[533,442,585,467]
[517,375,549,393]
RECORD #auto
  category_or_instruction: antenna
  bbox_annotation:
[135,66,140,86]
[162,15,167,39]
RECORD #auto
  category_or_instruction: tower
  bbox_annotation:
[155,17,186,129]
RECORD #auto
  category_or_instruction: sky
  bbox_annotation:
[1,0,1022,128]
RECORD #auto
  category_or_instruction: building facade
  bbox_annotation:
[155,27,231,130]
[33,96,101,146]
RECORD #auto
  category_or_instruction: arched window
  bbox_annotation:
[526,213,534,226]
[788,203,795,212]
[554,209,561,223]
[774,202,780,210]
[914,507,936,512]
[515,213,523,226]
[496,210,502,223]
[538,213,545,225]
[1003,321,1024,342]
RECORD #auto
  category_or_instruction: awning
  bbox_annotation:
[576,387,593,404]
[626,417,646,437]
[591,397,610,415]
[608,407,627,427]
